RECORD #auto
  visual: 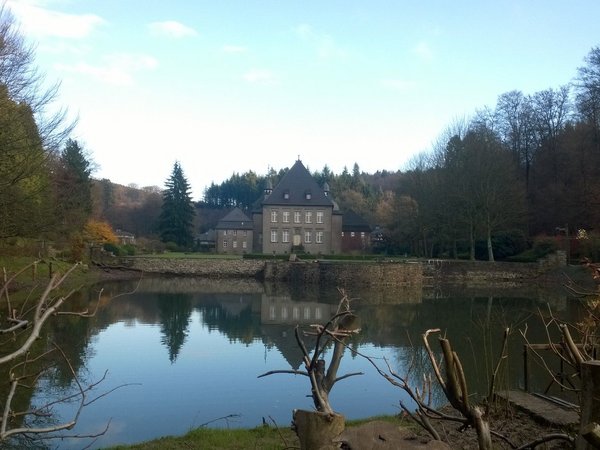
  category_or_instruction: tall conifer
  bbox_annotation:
[159,162,195,248]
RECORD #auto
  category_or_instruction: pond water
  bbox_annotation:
[24,277,582,449]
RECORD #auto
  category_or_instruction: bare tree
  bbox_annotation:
[258,291,362,449]
[0,262,122,447]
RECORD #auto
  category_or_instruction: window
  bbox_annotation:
[270,230,278,243]
[304,307,310,320]
[361,232,365,238]
[351,231,355,237]
[271,210,278,223]
[223,240,228,248]
[283,211,290,223]
[242,241,247,249]
[243,230,247,236]
[316,211,323,224]
[223,230,227,236]
[341,232,344,237]
[233,241,238,248]
[316,231,323,244]
[293,307,299,320]
[282,229,290,243]
[283,191,290,200]
[294,211,301,223]
[304,231,312,243]
[305,192,312,200]
[233,230,237,236]
[305,211,312,223]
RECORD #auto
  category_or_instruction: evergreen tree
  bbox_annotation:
[53,139,93,235]
[159,162,195,247]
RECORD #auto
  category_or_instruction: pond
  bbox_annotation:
[23,277,583,449]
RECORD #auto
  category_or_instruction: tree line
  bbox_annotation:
[3,0,599,260]
[199,46,600,261]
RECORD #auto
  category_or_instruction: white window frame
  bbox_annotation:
[316,231,323,244]
[271,210,278,223]
[294,211,301,223]
[223,240,228,248]
[282,229,290,243]
[305,211,312,223]
[232,240,238,248]
[242,241,247,249]
[282,211,290,223]
[270,229,278,243]
[316,211,324,224]
[304,230,312,243]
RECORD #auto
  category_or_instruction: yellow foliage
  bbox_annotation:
[83,220,117,244]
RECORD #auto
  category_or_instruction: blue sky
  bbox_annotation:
[6,0,600,200]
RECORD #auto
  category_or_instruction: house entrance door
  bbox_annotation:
[293,234,301,246]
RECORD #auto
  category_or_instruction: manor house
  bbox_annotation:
[215,159,343,255]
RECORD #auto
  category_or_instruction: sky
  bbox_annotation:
[5,0,600,200]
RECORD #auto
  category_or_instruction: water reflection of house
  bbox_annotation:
[260,294,339,325]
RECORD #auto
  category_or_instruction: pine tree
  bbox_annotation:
[53,139,93,234]
[159,162,195,248]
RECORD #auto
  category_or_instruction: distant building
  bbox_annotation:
[115,229,135,245]
[196,229,216,252]
[251,159,342,255]
[215,208,253,254]
[341,210,372,254]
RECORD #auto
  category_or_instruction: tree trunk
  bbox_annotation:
[486,228,494,262]
[577,360,600,449]
[293,409,345,450]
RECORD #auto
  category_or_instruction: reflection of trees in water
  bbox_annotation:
[198,297,262,345]
[157,293,193,363]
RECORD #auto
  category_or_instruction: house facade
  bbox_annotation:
[252,159,342,255]
[215,208,254,254]
[341,210,372,254]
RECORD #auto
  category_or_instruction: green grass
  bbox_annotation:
[105,425,299,450]
[104,415,405,450]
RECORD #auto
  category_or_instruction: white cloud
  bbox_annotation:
[55,53,158,86]
[6,0,105,39]
[243,69,277,85]
[293,23,347,61]
[413,41,434,62]
[148,21,198,39]
[222,45,247,54]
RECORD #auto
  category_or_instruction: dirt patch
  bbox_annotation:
[407,404,576,449]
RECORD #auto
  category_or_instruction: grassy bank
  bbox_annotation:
[105,416,402,450]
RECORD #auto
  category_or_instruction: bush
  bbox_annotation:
[532,236,558,258]
[103,242,121,256]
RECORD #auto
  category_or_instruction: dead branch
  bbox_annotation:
[259,292,361,417]
[486,327,510,415]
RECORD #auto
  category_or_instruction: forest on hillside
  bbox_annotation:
[2,0,599,261]
[97,45,600,260]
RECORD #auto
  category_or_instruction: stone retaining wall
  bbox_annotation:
[106,253,567,288]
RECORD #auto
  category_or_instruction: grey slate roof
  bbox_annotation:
[342,210,372,232]
[261,159,334,208]
[215,208,254,230]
